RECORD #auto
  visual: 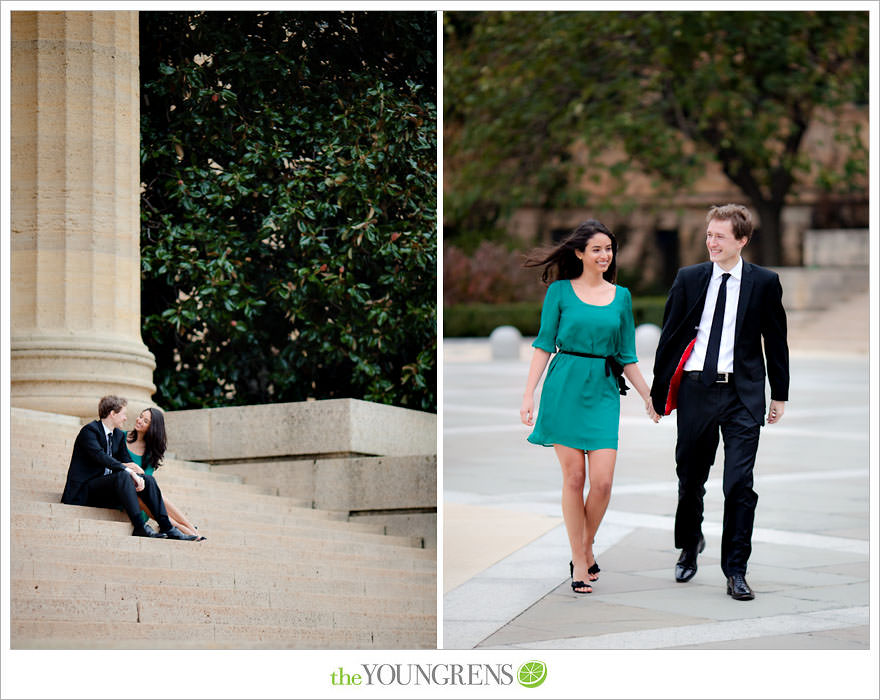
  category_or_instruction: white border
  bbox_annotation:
[2,2,878,699]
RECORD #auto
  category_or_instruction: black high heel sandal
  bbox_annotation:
[569,562,594,594]
[570,560,600,579]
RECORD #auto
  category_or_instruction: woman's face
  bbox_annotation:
[135,409,152,434]
[577,233,613,275]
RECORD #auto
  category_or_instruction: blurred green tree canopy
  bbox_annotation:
[140,11,436,411]
[445,11,868,265]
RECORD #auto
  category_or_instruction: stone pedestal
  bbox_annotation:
[11,11,155,418]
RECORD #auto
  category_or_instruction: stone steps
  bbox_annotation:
[8,495,404,538]
[12,579,435,614]
[12,537,433,578]
[11,557,434,600]
[9,406,436,649]
[12,620,435,650]
[12,596,435,630]
[9,486,414,538]
[10,510,419,548]
[11,515,434,561]
[12,472,312,507]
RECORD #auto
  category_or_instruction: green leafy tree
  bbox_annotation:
[140,11,436,411]
[445,11,868,265]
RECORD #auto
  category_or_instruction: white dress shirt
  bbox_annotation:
[684,258,743,374]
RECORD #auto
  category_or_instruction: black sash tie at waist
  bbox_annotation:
[558,350,630,396]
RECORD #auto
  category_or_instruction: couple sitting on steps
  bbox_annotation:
[61,395,205,541]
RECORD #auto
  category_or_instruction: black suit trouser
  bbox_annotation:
[85,471,173,531]
[674,376,761,576]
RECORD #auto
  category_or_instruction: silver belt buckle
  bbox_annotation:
[716,372,730,384]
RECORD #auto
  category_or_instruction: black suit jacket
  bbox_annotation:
[650,261,789,425]
[60,420,132,505]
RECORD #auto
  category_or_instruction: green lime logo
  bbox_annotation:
[517,660,547,688]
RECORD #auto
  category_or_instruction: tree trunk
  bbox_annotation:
[751,200,783,267]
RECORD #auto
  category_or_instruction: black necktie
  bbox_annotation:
[106,432,113,455]
[702,272,731,386]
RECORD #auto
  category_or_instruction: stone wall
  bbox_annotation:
[164,399,438,547]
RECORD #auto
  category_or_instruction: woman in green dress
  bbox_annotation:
[126,407,205,541]
[520,220,659,594]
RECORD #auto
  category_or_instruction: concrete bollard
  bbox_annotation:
[489,325,522,360]
[635,323,661,360]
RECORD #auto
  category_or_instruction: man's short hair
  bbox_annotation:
[98,395,127,419]
[707,204,753,241]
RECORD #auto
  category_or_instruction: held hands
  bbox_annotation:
[767,400,786,424]
[520,396,535,426]
[125,462,145,475]
[645,399,661,423]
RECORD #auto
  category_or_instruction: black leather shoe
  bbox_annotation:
[133,523,167,538]
[161,526,199,541]
[726,573,755,600]
[674,535,705,582]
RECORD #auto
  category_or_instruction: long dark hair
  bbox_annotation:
[127,407,167,471]
[524,219,618,285]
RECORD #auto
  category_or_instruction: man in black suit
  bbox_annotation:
[651,204,789,600]
[61,395,197,540]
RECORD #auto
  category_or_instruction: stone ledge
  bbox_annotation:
[164,398,436,461]
[770,266,869,312]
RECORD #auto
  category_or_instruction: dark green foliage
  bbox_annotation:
[445,11,868,265]
[140,12,437,411]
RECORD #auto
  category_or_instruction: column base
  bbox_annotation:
[11,332,156,419]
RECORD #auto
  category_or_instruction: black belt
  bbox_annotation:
[684,370,733,384]
[558,350,629,396]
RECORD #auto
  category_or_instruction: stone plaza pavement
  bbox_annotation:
[442,291,874,651]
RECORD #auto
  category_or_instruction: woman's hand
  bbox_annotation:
[125,462,145,475]
[520,396,535,426]
[645,399,661,423]
[127,469,145,492]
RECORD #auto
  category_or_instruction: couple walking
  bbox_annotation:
[520,204,789,600]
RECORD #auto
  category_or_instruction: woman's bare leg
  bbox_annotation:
[582,448,617,580]
[555,444,591,593]
[162,495,199,536]
[140,495,200,537]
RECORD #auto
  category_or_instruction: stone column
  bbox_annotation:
[11,11,156,419]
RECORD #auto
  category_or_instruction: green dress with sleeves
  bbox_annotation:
[527,280,639,451]
[125,443,155,524]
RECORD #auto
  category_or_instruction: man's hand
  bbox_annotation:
[767,400,786,424]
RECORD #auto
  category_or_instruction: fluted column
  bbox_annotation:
[11,11,155,418]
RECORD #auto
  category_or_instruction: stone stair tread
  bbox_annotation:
[10,485,327,522]
[8,497,401,539]
[11,523,435,562]
[11,597,435,630]
[10,511,424,549]
[12,579,435,614]
[13,542,436,578]
[8,495,405,538]
[12,620,435,649]
[13,559,435,600]
[12,474,312,506]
